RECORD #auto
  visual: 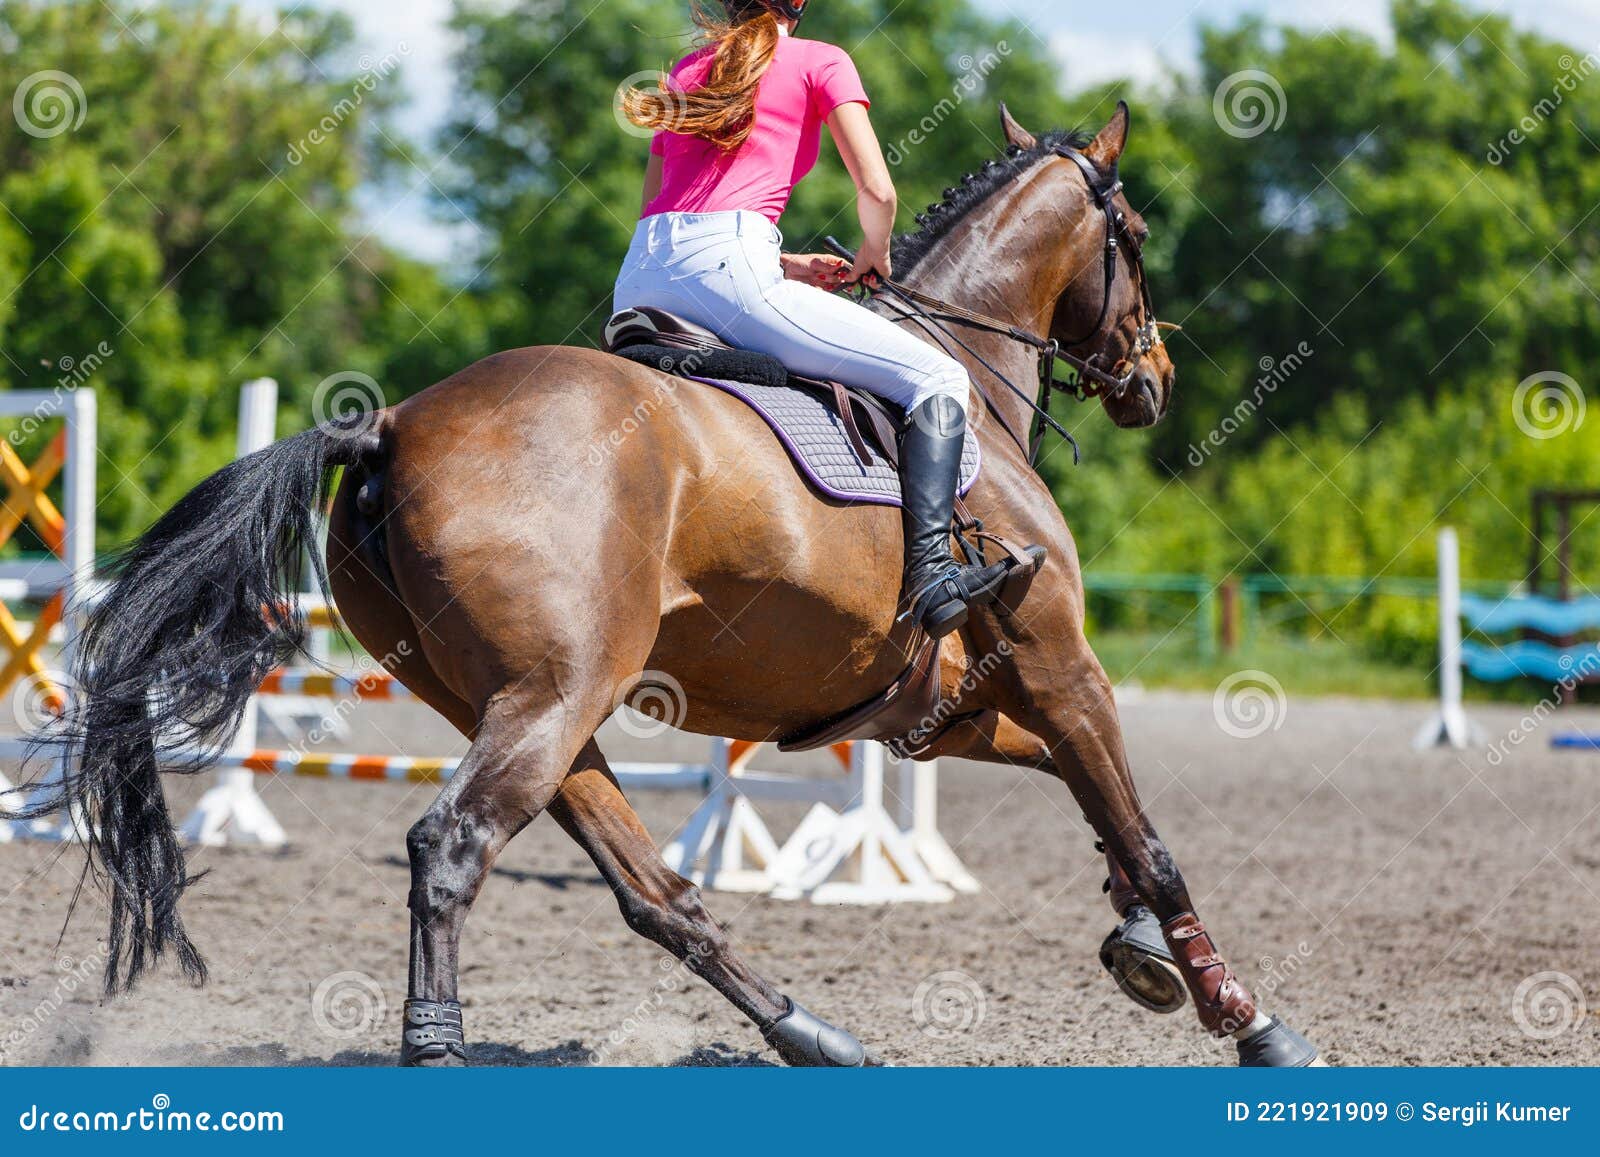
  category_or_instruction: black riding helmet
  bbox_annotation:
[725,0,809,25]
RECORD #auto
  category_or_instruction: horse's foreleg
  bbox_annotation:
[549,740,880,1067]
[402,693,592,1066]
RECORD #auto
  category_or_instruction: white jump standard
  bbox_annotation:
[1417,525,1600,750]
[664,738,978,904]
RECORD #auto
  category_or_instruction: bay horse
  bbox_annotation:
[21,102,1320,1066]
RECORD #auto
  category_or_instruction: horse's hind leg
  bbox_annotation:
[549,739,880,1067]
[401,691,604,1066]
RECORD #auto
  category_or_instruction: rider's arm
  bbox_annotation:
[826,101,897,284]
[639,151,664,216]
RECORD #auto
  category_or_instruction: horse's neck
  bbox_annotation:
[899,178,1077,446]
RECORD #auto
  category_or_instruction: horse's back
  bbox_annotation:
[384,344,898,579]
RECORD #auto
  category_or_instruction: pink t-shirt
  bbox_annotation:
[644,35,870,222]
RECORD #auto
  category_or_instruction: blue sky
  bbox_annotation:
[235,0,1600,261]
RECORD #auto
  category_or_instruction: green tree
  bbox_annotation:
[1145,0,1599,467]
[0,0,489,539]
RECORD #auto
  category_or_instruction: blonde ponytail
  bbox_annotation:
[622,5,780,152]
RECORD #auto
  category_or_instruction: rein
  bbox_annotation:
[824,145,1170,467]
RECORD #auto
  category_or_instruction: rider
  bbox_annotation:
[615,0,1022,638]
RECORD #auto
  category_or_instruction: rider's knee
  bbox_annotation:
[911,360,971,414]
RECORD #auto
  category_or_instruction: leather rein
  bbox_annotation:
[825,145,1169,467]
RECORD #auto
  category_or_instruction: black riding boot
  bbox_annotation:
[898,396,1029,637]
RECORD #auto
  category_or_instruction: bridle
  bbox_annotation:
[1050,149,1164,392]
[826,144,1173,466]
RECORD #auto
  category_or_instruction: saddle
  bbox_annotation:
[605,307,910,474]
[602,306,1041,755]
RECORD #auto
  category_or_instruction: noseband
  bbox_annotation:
[826,144,1168,466]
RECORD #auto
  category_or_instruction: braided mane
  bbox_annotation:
[890,128,1093,274]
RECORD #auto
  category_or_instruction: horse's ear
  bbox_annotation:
[999,102,1037,151]
[1084,100,1130,170]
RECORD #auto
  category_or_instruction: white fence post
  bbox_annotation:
[662,737,786,894]
[1414,527,1481,750]
[663,740,980,904]
[766,742,958,904]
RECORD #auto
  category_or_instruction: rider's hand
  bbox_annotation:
[847,242,892,288]
[781,253,853,290]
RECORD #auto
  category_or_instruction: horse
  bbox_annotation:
[22,102,1321,1066]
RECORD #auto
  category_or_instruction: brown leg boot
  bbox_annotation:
[1161,912,1258,1037]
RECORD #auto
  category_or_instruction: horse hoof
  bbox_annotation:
[762,998,873,1067]
[1236,1016,1321,1067]
[401,1049,467,1068]
[1099,905,1186,1014]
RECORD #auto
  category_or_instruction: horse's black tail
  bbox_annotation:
[8,421,383,994]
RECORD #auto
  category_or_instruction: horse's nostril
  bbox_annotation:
[1134,371,1162,422]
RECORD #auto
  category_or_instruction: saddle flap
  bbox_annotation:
[604,307,731,354]
[777,634,945,753]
